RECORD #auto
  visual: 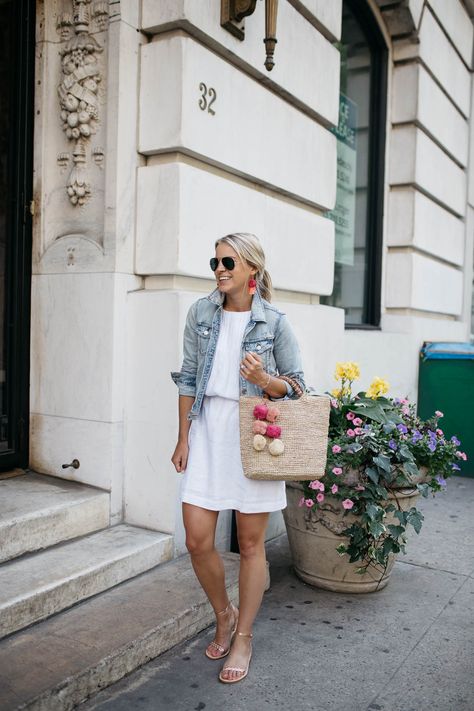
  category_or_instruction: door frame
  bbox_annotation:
[1,0,35,470]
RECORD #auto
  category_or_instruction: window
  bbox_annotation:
[321,0,388,328]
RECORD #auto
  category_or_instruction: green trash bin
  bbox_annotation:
[417,341,474,478]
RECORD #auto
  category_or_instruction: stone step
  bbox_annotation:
[0,471,110,564]
[0,549,246,711]
[0,523,174,639]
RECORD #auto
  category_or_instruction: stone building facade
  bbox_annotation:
[24,0,474,555]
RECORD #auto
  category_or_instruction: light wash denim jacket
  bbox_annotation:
[171,286,306,421]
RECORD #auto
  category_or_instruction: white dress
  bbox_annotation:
[180,308,287,513]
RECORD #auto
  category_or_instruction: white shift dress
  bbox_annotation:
[180,308,287,513]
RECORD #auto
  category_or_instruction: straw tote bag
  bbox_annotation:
[239,375,331,481]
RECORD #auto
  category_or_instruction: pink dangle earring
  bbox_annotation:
[248,277,257,295]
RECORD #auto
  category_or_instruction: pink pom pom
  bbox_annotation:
[266,424,281,439]
[253,420,267,435]
[253,403,269,420]
[265,407,280,422]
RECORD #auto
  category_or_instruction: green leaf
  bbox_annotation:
[394,510,408,525]
[365,503,382,521]
[366,467,380,485]
[387,524,405,539]
[368,520,386,539]
[373,454,392,473]
[417,483,430,498]
[397,444,412,462]
[407,508,424,534]
[336,543,347,555]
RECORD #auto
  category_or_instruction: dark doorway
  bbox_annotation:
[0,0,35,470]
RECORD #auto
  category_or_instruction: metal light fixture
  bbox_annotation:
[221,0,279,71]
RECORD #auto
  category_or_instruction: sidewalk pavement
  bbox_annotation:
[81,475,474,711]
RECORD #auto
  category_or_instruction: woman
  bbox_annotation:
[170,232,305,684]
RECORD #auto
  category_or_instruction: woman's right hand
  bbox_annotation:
[171,440,189,473]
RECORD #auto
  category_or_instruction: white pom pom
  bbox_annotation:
[268,438,284,456]
[253,434,267,451]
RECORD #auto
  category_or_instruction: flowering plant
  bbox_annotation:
[299,361,467,581]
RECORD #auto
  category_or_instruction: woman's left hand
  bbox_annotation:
[240,351,266,386]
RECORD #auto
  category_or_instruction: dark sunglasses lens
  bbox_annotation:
[210,257,235,271]
[222,257,235,270]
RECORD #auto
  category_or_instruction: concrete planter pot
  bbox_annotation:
[283,467,427,593]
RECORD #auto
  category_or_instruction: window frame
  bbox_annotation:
[334,0,388,330]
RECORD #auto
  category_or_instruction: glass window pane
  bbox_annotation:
[321,1,385,327]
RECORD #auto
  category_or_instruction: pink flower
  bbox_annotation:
[346,412,355,420]
[436,428,444,436]
[316,493,325,503]
[355,484,365,491]
[346,429,355,437]
[455,451,467,460]
[352,417,363,426]
[266,424,281,439]
[332,466,343,475]
[342,499,354,510]
[354,427,364,435]
[305,498,314,507]
[435,410,444,418]
[331,484,339,494]
[310,480,324,492]
[253,404,268,420]
[400,398,409,404]
[298,496,305,507]
[330,398,339,408]
[332,444,342,453]
[402,407,410,415]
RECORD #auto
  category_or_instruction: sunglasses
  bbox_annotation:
[210,256,236,271]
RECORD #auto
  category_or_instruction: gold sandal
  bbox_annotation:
[205,601,239,660]
[218,631,253,683]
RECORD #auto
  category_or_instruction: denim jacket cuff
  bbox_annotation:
[170,370,197,397]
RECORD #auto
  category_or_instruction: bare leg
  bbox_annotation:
[220,510,269,681]
[182,502,237,657]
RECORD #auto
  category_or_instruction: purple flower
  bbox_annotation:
[435,475,447,487]
[428,441,437,452]
[451,463,461,471]
[450,436,460,446]
[388,439,398,450]
[411,430,422,443]
[397,424,408,434]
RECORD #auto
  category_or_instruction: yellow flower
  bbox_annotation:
[366,376,390,399]
[334,361,360,382]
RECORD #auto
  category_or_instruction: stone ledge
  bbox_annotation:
[0,550,266,710]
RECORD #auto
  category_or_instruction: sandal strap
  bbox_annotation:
[222,666,246,673]
[236,631,253,638]
[216,601,237,616]
[207,640,226,653]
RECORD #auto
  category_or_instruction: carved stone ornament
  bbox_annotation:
[57,0,104,206]
[304,503,349,536]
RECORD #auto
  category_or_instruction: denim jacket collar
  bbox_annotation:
[206,285,267,323]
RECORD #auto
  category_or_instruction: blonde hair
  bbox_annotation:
[214,232,273,302]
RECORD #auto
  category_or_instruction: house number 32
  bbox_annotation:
[198,82,217,115]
